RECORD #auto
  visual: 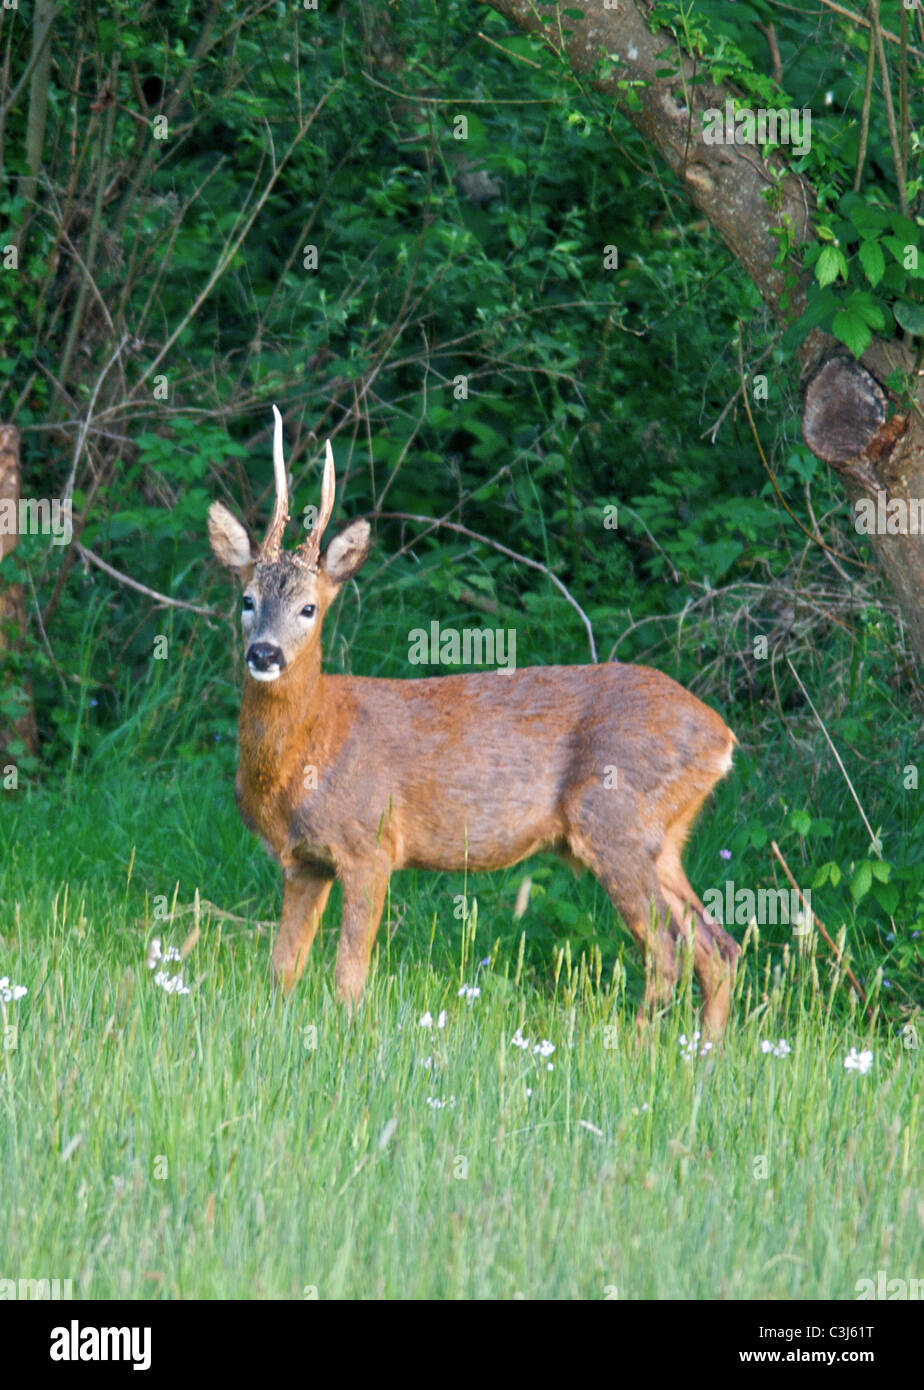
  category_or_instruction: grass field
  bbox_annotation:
[1,744,920,1300]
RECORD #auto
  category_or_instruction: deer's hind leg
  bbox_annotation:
[655,820,739,1038]
[566,821,682,1028]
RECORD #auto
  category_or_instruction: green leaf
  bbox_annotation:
[873,883,899,914]
[816,245,847,287]
[831,307,871,357]
[894,301,924,336]
[748,823,768,850]
[781,287,838,350]
[699,539,743,580]
[786,450,818,483]
[890,214,918,243]
[850,860,873,903]
[858,239,884,287]
[882,237,923,279]
[839,194,890,237]
[790,809,812,836]
[881,263,908,294]
[135,432,171,455]
[850,292,885,329]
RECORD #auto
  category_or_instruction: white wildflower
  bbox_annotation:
[844,1047,873,1075]
[419,1009,447,1030]
[153,970,190,996]
[679,1030,712,1061]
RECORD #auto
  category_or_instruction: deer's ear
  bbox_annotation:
[322,518,370,585]
[208,501,257,583]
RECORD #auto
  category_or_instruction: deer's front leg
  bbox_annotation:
[272,870,333,992]
[335,859,390,1010]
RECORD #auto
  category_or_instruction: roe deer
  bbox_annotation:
[208,407,740,1035]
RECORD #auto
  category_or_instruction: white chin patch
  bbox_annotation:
[248,665,282,683]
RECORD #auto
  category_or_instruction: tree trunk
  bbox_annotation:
[0,426,39,766]
[802,352,924,667]
[482,0,924,667]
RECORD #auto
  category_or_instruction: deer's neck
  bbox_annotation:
[237,650,324,811]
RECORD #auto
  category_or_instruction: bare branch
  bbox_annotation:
[76,543,219,618]
[62,333,130,507]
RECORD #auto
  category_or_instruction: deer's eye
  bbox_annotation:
[301,603,316,619]
[242,595,255,612]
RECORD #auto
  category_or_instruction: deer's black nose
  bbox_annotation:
[246,642,286,673]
